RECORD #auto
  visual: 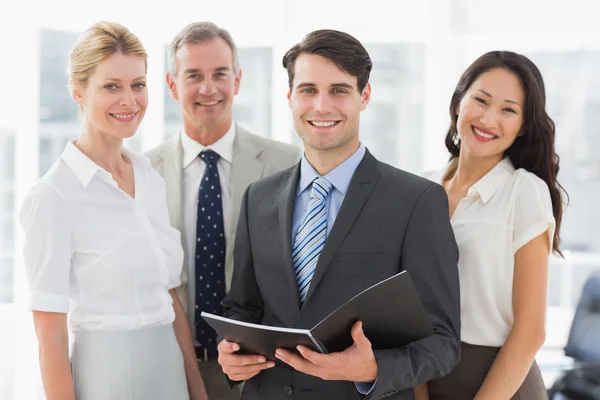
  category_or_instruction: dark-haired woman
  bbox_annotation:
[418,51,565,400]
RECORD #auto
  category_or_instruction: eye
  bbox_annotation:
[104,84,118,91]
[503,107,517,114]
[215,72,227,78]
[133,82,146,89]
[187,74,198,80]
[474,96,487,105]
[332,88,348,94]
[300,88,315,94]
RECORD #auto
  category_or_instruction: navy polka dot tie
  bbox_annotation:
[194,150,226,356]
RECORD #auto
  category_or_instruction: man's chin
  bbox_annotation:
[305,141,341,152]
[191,114,225,127]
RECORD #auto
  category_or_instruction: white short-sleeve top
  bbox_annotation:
[428,157,555,346]
[19,140,184,332]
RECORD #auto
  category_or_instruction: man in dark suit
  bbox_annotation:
[217,29,461,399]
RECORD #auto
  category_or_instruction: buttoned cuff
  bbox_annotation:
[355,378,377,395]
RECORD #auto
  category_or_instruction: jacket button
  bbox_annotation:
[284,385,294,395]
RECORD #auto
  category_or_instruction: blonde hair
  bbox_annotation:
[67,21,147,95]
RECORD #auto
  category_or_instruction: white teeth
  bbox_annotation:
[198,101,219,106]
[112,113,135,119]
[311,121,337,127]
[473,127,495,139]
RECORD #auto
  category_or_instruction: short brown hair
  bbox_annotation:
[282,29,372,92]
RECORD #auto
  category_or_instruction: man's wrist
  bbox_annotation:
[353,356,378,382]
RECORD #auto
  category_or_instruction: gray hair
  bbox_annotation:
[168,21,240,77]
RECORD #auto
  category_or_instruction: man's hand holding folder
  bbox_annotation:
[274,321,379,382]
[217,340,275,382]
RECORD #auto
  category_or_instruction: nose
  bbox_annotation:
[120,88,136,108]
[313,92,334,114]
[480,107,499,129]
[198,78,216,96]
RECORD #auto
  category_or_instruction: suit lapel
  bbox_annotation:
[155,136,188,293]
[158,136,186,238]
[226,126,265,290]
[304,150,379,303]
[279,164,302,314]
[228,126,265,239]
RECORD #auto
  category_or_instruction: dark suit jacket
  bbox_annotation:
[223,149,461,400]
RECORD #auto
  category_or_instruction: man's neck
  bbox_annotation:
[183,120,232,146]
[304,141,360,176]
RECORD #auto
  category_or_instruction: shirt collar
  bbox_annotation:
[60,139,100,187]
[433,157,515,204]
[471,157,515,203]
[297,143,366,196]
[60,139,147,188]
[181,123,236,168]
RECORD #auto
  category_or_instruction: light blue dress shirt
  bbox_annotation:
[291,143,375,395]
[291,143,366,244]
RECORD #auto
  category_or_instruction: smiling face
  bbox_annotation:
[73,52,148,139]
[456,67,525,161]
[166,37,241,138]
[287,53,370,158]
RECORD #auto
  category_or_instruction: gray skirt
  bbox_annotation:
[71,324,189,400]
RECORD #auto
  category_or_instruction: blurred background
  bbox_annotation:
[2,0,600,398]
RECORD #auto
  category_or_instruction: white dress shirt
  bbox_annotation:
[181,125,235,328]
[428,157,555,346]
[19,140,183,332]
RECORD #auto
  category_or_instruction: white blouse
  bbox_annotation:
[19,140,183,332]
[428,158,555,347]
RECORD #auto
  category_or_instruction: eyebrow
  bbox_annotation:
[184,66,231,74]
[103,76,146,82]
[295,82,354,90]
[477,89,521,106]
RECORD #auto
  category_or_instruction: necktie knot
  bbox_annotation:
[199,149,219,166]
[310,177,333,201]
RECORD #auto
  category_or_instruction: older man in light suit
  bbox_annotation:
[146,21,301,400]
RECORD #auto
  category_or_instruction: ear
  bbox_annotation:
[455,102,460,116]
[71,84,84,106]
[360,82,371,111]
[287,89,292,109]
[166,72,179,100]
[234,68,242,95]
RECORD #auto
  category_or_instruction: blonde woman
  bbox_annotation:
[19,21,207,400]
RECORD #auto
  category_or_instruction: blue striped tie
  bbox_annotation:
[293,177,333,304]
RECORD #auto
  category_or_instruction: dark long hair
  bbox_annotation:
[445,51,567,256]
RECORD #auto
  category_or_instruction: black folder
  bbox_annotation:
[201,270,433,362]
